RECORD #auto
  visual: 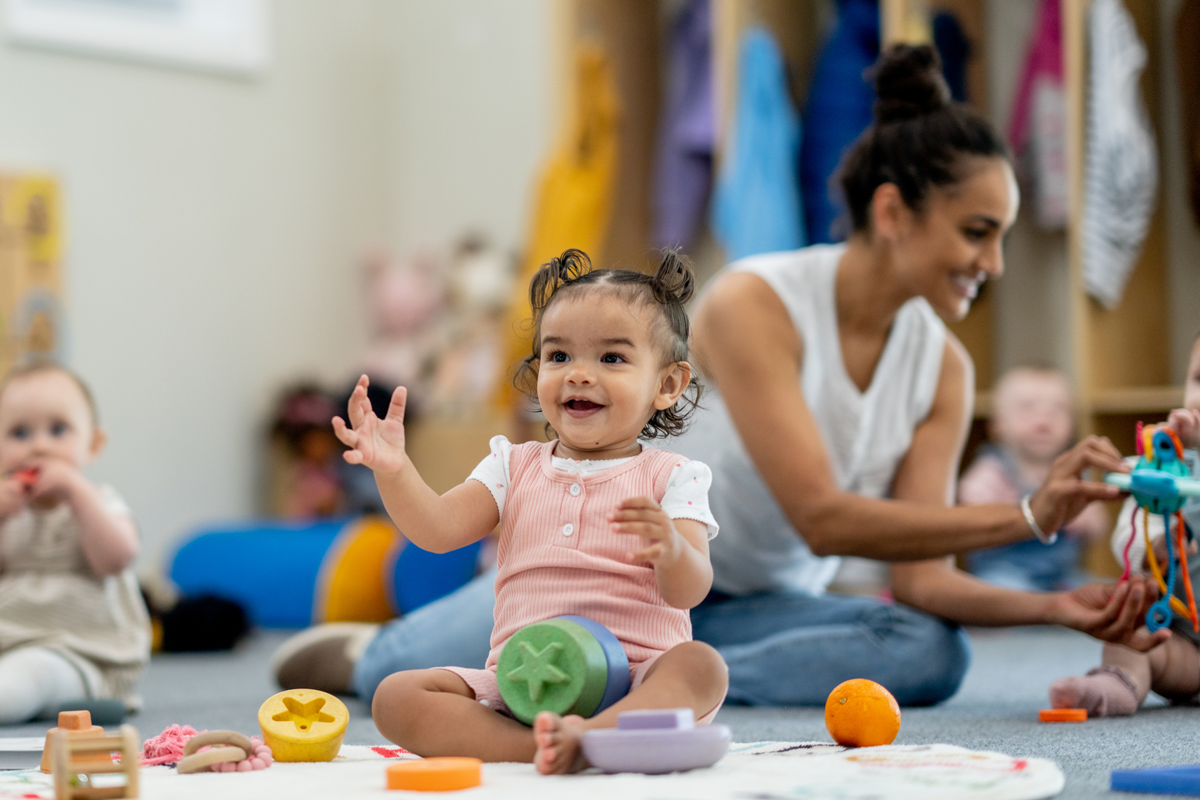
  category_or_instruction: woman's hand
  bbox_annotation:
[332,375,410,477]
[1048,575,1170,652]
[1029,436,1129,535]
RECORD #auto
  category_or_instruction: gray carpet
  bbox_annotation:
[3,626,1191,798]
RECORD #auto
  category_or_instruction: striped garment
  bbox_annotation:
[0,486,150,706]
[1082,0,1158,309]
[483,440,697,670]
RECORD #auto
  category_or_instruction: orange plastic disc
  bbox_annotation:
[1039,708,1087,723]
[387,758,482,791]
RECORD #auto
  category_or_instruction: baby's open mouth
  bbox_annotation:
[565,399,603,412]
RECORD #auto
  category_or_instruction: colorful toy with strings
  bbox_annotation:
[1104,423,1200,633]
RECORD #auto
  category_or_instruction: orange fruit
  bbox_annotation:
[824,679,901,747]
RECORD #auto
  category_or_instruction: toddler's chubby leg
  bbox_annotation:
[371,669,536,762]
[1049,637,1200,716]
[534,641,728,776]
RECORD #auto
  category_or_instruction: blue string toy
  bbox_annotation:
[1103,424,1200,633]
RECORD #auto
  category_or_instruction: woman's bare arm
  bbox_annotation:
[886,345,1165,649]
[691,271,1125,561]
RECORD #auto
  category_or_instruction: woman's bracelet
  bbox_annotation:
[1021,495,1058,545]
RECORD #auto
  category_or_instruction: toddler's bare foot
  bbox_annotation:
[533,712,587,775]
[1049,665,1139,717]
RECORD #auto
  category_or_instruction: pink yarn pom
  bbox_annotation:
[141,725,203,766]
[141,727,273,772]
[209,738,273,773]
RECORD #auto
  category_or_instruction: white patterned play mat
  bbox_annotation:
[0,741,1063,799]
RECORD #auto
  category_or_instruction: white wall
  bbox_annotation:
[0,0,395,570]
[383,0,553,254]
[0,0,557,574]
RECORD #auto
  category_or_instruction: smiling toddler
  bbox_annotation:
[337,249,727,774]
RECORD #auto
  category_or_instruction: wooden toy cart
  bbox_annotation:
[50,724,139,800]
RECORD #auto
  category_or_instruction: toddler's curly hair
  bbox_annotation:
[513,248,701,439]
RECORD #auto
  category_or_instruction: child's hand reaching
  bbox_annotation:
[1167,408,1200,451]
[611,496,684,567]
[332,376,411,477]
[28,459,84,504]
[0,476,26,519]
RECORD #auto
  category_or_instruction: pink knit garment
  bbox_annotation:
[141,725,200,766]
[486,441,692,669]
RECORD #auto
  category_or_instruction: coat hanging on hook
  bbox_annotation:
[1082,0,1158,309]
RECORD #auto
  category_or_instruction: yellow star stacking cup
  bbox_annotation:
[258,689,349,762]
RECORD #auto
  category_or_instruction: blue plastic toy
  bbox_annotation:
[1112,764,1200,795]
[170,515,481,628]
[1104,425,1200,633]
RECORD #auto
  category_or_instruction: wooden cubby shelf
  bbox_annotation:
[547,0,1196,576]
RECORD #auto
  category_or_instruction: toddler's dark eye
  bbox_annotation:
[50,422,69,437]
[601,353,624,364]
[548,351,568,363]
[8,425,28,441]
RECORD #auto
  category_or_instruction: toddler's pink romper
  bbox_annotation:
[440,436,722,723]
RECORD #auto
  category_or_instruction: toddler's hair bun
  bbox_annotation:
[529,248,592,313]
[872,44,951,124]
[650,249,695,306]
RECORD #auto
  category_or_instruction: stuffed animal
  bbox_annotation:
[361,249,446,415]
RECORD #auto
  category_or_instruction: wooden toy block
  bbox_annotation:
[41,711,107,774]
[176,731,254,774]
[1111,764,1200,795]
[50,724,139,800]
[1039,708,1087,722]
[386,758,482,791]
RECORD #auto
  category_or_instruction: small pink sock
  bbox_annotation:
[1048,665,1140,717]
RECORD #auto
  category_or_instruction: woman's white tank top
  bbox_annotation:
[673,244,947,595]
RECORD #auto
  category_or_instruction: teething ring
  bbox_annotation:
[183,731,254,757]
[177,745,247,774]
[177,731,254,774]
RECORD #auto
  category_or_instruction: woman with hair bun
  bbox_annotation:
[274,45,1161,710]
[673,43,1160,705]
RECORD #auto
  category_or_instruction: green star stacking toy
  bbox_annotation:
[496,616,631,725]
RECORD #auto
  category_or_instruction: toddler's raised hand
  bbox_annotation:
[1167,408,1200,450]
[332,375,410,477]
[610,496,683,567]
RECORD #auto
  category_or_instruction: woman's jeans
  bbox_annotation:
[353,567,971,707]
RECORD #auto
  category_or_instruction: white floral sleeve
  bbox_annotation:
[660,460,718,540]
[466,435,514,517]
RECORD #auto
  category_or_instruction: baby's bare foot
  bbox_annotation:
[533,712,588,775]
[1049,666,1139,717]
